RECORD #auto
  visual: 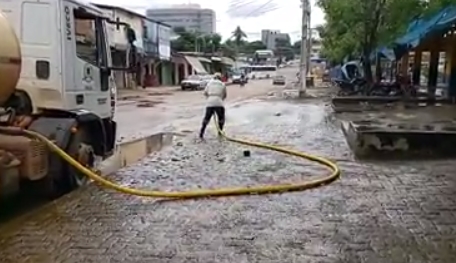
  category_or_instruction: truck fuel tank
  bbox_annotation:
[0,132,48,181]
[0,11,21,106]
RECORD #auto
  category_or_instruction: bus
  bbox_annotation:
[253,50,276,65]
[246,65,277,79]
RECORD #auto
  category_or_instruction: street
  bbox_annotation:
[1,69,456,262]
[114,77,288,143]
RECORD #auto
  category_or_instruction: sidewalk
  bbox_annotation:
[1,99,455,262]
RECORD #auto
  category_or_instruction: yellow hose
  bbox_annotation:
[19,119,341,199]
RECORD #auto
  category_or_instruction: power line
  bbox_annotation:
[245,0,274,17]
[229,0,256,9]
[226,0,281,18]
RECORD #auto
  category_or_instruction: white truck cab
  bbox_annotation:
[0,0,115,118]
[0,0,124,198]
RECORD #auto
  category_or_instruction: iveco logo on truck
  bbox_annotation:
[64,6,71,40]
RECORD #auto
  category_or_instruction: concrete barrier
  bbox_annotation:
[342,120,456,159]
[98,132,174,175]
[332,96,449,113]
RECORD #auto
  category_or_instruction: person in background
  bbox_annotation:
[240,72,246,87]
[199,73,227,140]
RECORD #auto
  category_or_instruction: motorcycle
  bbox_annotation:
[367,75,417,97]
[335,77,368,96]
[239,76,246,87]
[367,82,401,96]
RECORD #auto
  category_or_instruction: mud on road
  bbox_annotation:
[1,99,456,263]
[115,79,285,143]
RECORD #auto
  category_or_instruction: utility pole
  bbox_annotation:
[299,0,310,97]
[307,5,311,75]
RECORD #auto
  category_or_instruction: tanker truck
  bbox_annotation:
[0,0,122,199]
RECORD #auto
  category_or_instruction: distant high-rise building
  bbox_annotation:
[146,4,216,34]
[261,30,290,50]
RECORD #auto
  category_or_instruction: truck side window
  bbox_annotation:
[74,10,97,65]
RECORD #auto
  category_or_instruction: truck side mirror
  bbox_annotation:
[100,67,111,75]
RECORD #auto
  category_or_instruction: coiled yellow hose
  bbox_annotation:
[19,119,341,199]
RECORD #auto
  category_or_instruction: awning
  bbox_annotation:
[221,57,234,66]
[198,57,211,63]
[393,6,456,58]
[184,56,207,74]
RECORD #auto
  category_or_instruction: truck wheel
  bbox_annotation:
[65,129,93,191]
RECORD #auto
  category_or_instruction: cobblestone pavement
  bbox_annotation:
[1,100,456,263]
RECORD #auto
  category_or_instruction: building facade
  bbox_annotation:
[144,19,173,86]
[95,4,146,89]
[94,4,172,88]
[261,30,290,50]
[146,4,215,34]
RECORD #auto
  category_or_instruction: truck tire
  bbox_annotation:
[26,117,98,199]
[30,129,92,199]
[65,128,93,191]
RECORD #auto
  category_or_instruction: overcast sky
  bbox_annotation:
[92,0,325,42]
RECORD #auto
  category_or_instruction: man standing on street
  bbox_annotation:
[199,72,227,140]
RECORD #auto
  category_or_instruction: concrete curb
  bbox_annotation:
[99,132,174,175]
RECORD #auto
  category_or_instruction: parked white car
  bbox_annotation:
[181,75,206,91]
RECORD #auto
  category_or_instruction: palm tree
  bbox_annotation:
[231,26,247,52]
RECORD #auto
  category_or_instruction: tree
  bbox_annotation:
[171,27,197,52]
[200,33,222,53]
[317,0,427,81]
[171,27,224,55]
[292,40,301,55]
[274,38,294,61]
[220,44,236,59]
[222,38,267,55]
[244,41,267,53]
[231,26,247,52]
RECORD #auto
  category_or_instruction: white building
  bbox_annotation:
[94,4,146,89]
[95,4,144,51]
[146,4,216,34]
[261,30,290,50]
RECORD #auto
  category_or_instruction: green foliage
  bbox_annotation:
[223,39,268,57]
[170,27,224,54]
[292,38,320,55]
[170,25,300,60]
[245,41,267,53]
[424,0,456,14]
[232,26,248,47]
[274,38,294,61]
[317,0,429,66]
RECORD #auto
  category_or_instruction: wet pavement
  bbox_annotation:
[1,98,456,262]
[114,78,283,143]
